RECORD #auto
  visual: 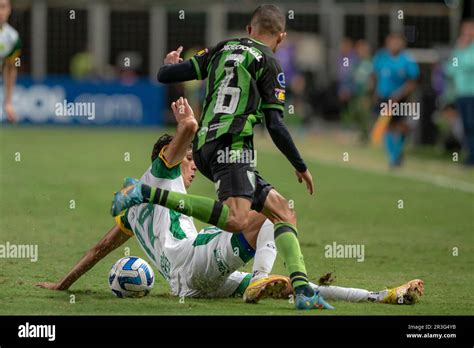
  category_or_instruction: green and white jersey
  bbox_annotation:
[0,23,21,67]
[124,149,198,294]
[120,148,255,297]
[190,38,286,150]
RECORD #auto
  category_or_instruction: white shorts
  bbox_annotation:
[118,209,256,298]
[176,226,255,298]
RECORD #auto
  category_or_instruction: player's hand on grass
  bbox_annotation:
[295,169,314,195]
[35,282,66,291]
[172,97,197,126]
[164,46,183,64]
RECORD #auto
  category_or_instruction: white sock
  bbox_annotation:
[367,290,388,302]
[251,221,378,302]
[309,282,370,302]
[251,219,277,281]
[252,222,375,303]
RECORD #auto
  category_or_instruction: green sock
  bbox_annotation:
[141,184,229,229]
[274,222,309,289]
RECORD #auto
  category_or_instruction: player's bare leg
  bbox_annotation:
[262,189,333,310]
[239,211,266,248]
[221,196,252,232]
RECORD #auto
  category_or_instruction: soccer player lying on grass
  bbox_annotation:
[36,96,293,300]
[112,4,330,311]
[37,97,424,306]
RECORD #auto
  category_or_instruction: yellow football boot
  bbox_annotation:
[243,275,291,303]
[381,279,424,305]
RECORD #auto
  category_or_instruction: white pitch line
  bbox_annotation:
[391,170,474,194]
[313,157,474,194]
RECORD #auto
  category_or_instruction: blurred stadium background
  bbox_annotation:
[3,0,471,146]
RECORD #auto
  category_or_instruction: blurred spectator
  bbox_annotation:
[343,40,373,143]
[436,104,463,154]
[116,51,141,85]
[288,72,310,129]
[275,39,297,91]
[70,51,94,80]
[276,37,312,130]
[444,19,474,166]
[337,38,357,107]
[372,33,420,167]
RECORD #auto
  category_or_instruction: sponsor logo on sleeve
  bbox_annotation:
[196,48,208,56]
[277,72,286,88]
[274,88,285,102]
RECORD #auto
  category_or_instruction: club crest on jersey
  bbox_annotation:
[196,48,208,56]
[274,88,285,102]
[277,72,286,88]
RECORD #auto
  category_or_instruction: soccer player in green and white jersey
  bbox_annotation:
[0,0,20,123]
[112,4,331,310]
[37,97,424,306]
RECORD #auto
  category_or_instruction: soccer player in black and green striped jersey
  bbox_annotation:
[112,4,332,310]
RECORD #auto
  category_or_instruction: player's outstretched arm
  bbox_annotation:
[157,46,198,83]
[263,108,314,194]
[161,97,198,165]
[35,226,130,290]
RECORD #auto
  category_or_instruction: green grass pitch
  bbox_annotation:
[0,127,473,315]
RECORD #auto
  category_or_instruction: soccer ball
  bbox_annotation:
[108,256,155,298]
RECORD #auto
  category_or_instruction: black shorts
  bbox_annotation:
[193,134,273,212]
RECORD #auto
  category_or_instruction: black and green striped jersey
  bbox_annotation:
[190,37,286,150]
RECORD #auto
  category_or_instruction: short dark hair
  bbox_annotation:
[250,4,285,36]
[151,134,174,162]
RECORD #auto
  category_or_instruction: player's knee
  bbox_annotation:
[271,199,297,225]
[278,207,297,225]
[264,190,297,225]
[225,214,249,232]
